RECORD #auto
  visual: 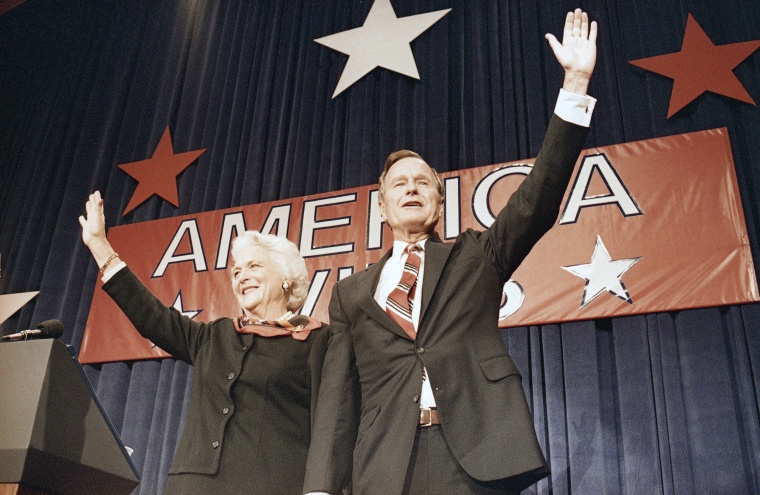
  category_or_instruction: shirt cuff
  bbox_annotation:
[102,261,127,283]
[554,89,596,127]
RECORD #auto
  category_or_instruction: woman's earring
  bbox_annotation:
[282,281,290,291]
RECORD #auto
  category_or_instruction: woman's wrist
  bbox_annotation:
[88,238,118,268]
[99,253,120,275]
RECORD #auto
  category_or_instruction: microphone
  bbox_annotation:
[0,319,64,342]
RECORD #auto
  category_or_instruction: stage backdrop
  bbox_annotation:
[2,0,760,494]
[80,128,758,363]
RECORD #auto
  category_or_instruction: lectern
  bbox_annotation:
[0,339,139,495]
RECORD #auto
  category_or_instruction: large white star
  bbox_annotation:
[563,236,642,309]
[315,0,451,98]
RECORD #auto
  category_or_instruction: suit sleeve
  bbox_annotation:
[308,323,331,427]
[482,114,590,282]
[102,266,207,363]
[303,282,359,495]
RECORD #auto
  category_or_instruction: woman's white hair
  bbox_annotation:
[230,231,309,312]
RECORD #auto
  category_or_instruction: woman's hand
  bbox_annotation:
[79,191,119,268]
[79,191,107,247]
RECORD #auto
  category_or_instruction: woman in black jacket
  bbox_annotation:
[79,191,329,494]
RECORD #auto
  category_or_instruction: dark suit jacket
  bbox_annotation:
[303,115,589,495]
[104,267,330,494]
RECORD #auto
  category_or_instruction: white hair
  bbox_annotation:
[230,231,309,311]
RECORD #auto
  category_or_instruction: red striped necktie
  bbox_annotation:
[386,244,422,340]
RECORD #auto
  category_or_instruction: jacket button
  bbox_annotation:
[242,346,248,351]
[416,347,425,354]
[413,395,419,403]
[222,407,230,415]
[227,372,235,380]
[212,441,219,449]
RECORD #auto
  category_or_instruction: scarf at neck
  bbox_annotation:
[234,313,323,341]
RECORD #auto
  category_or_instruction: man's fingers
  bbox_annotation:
[572,9,581,36]
[562,11,573,41]
[580,12,588,38]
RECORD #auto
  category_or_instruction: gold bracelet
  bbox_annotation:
[99,253,119,275]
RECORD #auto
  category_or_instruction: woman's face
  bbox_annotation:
[231,245,289,320]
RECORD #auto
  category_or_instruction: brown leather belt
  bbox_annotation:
[419,407,441,427]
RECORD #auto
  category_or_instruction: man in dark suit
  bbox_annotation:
[304,9,598,495]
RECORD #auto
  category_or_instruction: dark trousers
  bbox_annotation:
[402,425,519,495]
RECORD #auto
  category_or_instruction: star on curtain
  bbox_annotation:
[629,14,760,118]
[563,236,642,309]
[0,292,39,325]
[118,127,206,216]
[0,255,39,325]
[315,0,450,98]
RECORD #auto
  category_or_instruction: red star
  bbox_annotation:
[118,127,206,216]
[629,14,760,118]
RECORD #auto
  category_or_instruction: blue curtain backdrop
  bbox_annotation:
[2,0,760,493]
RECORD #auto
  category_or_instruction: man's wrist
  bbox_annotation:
[561,71,591,96]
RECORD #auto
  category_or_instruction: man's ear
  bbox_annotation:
[378,200,392,229]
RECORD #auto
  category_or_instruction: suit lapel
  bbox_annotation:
[355,249,413,341]
[420,233,454,325]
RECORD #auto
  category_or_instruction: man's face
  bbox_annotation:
[379,157,443,242]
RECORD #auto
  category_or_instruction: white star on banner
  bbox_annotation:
[150,290,202,349]
[172,291,202,319]
[563,236,642,309]
[315,0,451,98]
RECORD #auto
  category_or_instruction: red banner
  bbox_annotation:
[80,128,759,363]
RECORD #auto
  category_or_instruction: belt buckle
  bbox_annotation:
[419,407,435,427]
